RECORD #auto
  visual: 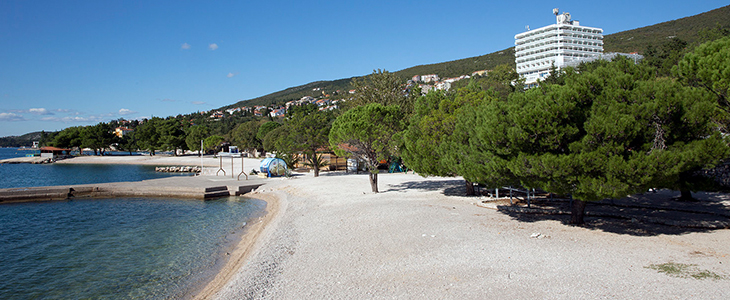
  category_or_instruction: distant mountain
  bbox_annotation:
[222,5,729,111]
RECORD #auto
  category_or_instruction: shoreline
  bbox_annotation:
[192,191,283,300]
[52,154,242,167]
[1,152,280,299]
[4,151,730,298]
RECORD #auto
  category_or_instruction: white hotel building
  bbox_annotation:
[515,10,603,87]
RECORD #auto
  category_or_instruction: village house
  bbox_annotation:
[114,127,134,138]
[225,107,241,115]
[419,74,440,83]
[270,108,286,117]
[209,111,224,119]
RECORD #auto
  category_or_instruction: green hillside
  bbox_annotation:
[222,5,730,111]
[0,131,49,147]
[223,47,516,110]
[223,78,355,110]
[394,48,516,80]
[603,5,730,53]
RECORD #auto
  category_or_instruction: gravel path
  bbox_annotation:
[214,172,730,299]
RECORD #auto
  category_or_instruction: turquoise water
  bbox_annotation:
[0,148,192,189]
[0,197,266,299]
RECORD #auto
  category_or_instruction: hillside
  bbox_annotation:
[393,47,516,80]
[0,131,47,147]
[223,48,516,110]
[603,5,730,53]
[223,78,355,109]
[222,5,730,111]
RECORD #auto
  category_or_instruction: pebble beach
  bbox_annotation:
[48,155,730,299]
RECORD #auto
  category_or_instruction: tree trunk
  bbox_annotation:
[313,165,320,177]
[679,189,694,201]
[369,172,378,193]
[465,180,475,196]
[570,199,587,225]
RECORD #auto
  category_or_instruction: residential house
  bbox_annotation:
[270,108,286,117]
[114,127,134,138]
[209,111,224,119]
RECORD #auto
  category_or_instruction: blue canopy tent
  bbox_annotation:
[260,157,288,177]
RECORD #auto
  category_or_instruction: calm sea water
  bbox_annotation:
[0,148,267,299]
[0,197,266,299]
[0,148,191,189]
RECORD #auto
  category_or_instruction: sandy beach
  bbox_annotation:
[51,156,730,298]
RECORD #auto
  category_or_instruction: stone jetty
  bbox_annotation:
[0,156,53,164]
[0,176,266,203]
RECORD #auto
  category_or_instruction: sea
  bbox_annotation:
[0,148,267,299]
[0,148,192,189]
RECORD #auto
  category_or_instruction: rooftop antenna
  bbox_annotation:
[553,8,559,16]
[525,25,530,31]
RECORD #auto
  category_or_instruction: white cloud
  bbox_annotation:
[118,108,136,115]
[181,43,191,50]
[29,108,53,115]
[209,43,218,50]
[0,112,25,121]
[191,101,207,105]
[41,115,106,123]
[160,98,177,102]
[227,72,236,78]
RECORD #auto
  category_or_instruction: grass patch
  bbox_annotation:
[646,262,726,280]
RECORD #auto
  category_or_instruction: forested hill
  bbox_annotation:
[221,5,728,111]
[0,131,47,147]
[603,5,730,53]
[221,48,516,110]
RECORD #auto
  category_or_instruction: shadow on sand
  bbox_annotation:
[497,190,730,236]
[384,178,468,196]
[387,179,730,236]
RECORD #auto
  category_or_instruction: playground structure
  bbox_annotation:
[214,155,249,180]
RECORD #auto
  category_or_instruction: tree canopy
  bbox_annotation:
[676,36,730,132]
[230,120,263,155]
[185,125,210,156]
[330,103,405,192]
[401,82,497,195]
[349,69,418,116]
[459,56,728,224]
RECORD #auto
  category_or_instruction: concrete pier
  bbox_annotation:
[0,156,53,164]
[0,175,268,204]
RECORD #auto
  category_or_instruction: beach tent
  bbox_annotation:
[259,157,287,177]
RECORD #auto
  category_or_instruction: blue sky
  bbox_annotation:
[1,0,728,137]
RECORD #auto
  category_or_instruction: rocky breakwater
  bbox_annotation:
[155,166,202,173]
